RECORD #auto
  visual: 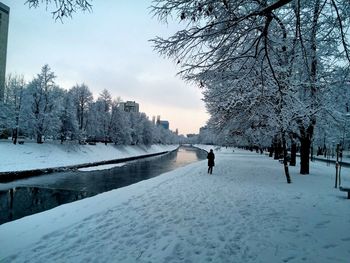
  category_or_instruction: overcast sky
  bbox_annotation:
[2,1,209,135]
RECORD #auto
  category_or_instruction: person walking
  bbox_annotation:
[207,149,215,174]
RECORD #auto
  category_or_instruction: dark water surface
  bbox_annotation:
[0,146,206,224]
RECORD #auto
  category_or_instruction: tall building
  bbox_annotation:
[118,101,139,113]
[0,2,9,101]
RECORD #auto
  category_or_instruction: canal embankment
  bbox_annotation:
[0,141,178,182]
[0,146,207,224]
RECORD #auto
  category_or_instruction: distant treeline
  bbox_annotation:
[0,65,181,145]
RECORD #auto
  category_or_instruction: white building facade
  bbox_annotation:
[118,101,139,113]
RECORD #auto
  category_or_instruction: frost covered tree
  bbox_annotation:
[312,70,350,154]
[151,0,300,180]
[129,112,144,145]
[58,89,79,143]
[0,102,8,136]
[109,101,131,145]
[139,113,154,145]
[96,89,112,144]
[85,101,99,141]
[198,125,218,145]
[285,1,350,173]
[151,0,350,176]
[25,65,61,143]
[201,66,278,144]
[1,71,181,146]
[69,83,93,137]
[2,74,26,144]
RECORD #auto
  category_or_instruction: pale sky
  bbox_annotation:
[2,1,209,135]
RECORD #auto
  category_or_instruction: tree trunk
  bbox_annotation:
[12,128,17,145]
[274,140,282,160]
[269,144,274,157]
[282,133,291,183]
[299,136,311,174]
[12,114,20,145]
[298,119,315,174]
[290,141,297,166]
[298,0,319,174]
[37,133,43,144]
[60,133,65,144]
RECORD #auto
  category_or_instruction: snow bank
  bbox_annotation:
[194,144,236,153]
[1,149,349,262]
[0,140,178,173]
[77,163,126,171]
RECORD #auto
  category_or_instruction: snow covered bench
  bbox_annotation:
[339,186,350,199]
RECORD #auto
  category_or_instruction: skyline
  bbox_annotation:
[2,1,209,135]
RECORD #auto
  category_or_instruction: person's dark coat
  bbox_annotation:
[207,151,215,167]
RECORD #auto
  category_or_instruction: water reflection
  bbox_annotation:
[0,187,91,224]
[0,146,206,224]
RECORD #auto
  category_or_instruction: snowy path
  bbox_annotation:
[0,149,349,262]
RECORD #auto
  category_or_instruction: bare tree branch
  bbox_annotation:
[24,0,92,21]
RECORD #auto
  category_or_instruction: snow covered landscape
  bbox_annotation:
[2,1,350,262]
[0,140,177,173]
[1,147,349,262]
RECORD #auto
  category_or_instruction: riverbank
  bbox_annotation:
[1,148,349,262]
[0,141,178,181]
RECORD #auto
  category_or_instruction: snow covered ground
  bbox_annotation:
[0,147,350,262]
[77,163,127,172]
[0,140,177,173]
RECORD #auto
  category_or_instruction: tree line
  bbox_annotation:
[0,65,180,145]
[151,0,350,181]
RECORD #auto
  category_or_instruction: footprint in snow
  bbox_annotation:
[315,220,330,228]
[323,244,337,249]
[283,255,296,262]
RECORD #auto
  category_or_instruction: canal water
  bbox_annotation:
[0,146,206,224]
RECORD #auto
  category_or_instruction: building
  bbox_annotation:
[0,2,9,101]
[159,120,169,130]
[156,115,169,130]
[118,101,139,113]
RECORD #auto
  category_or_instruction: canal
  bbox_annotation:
[0,146,206,224]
